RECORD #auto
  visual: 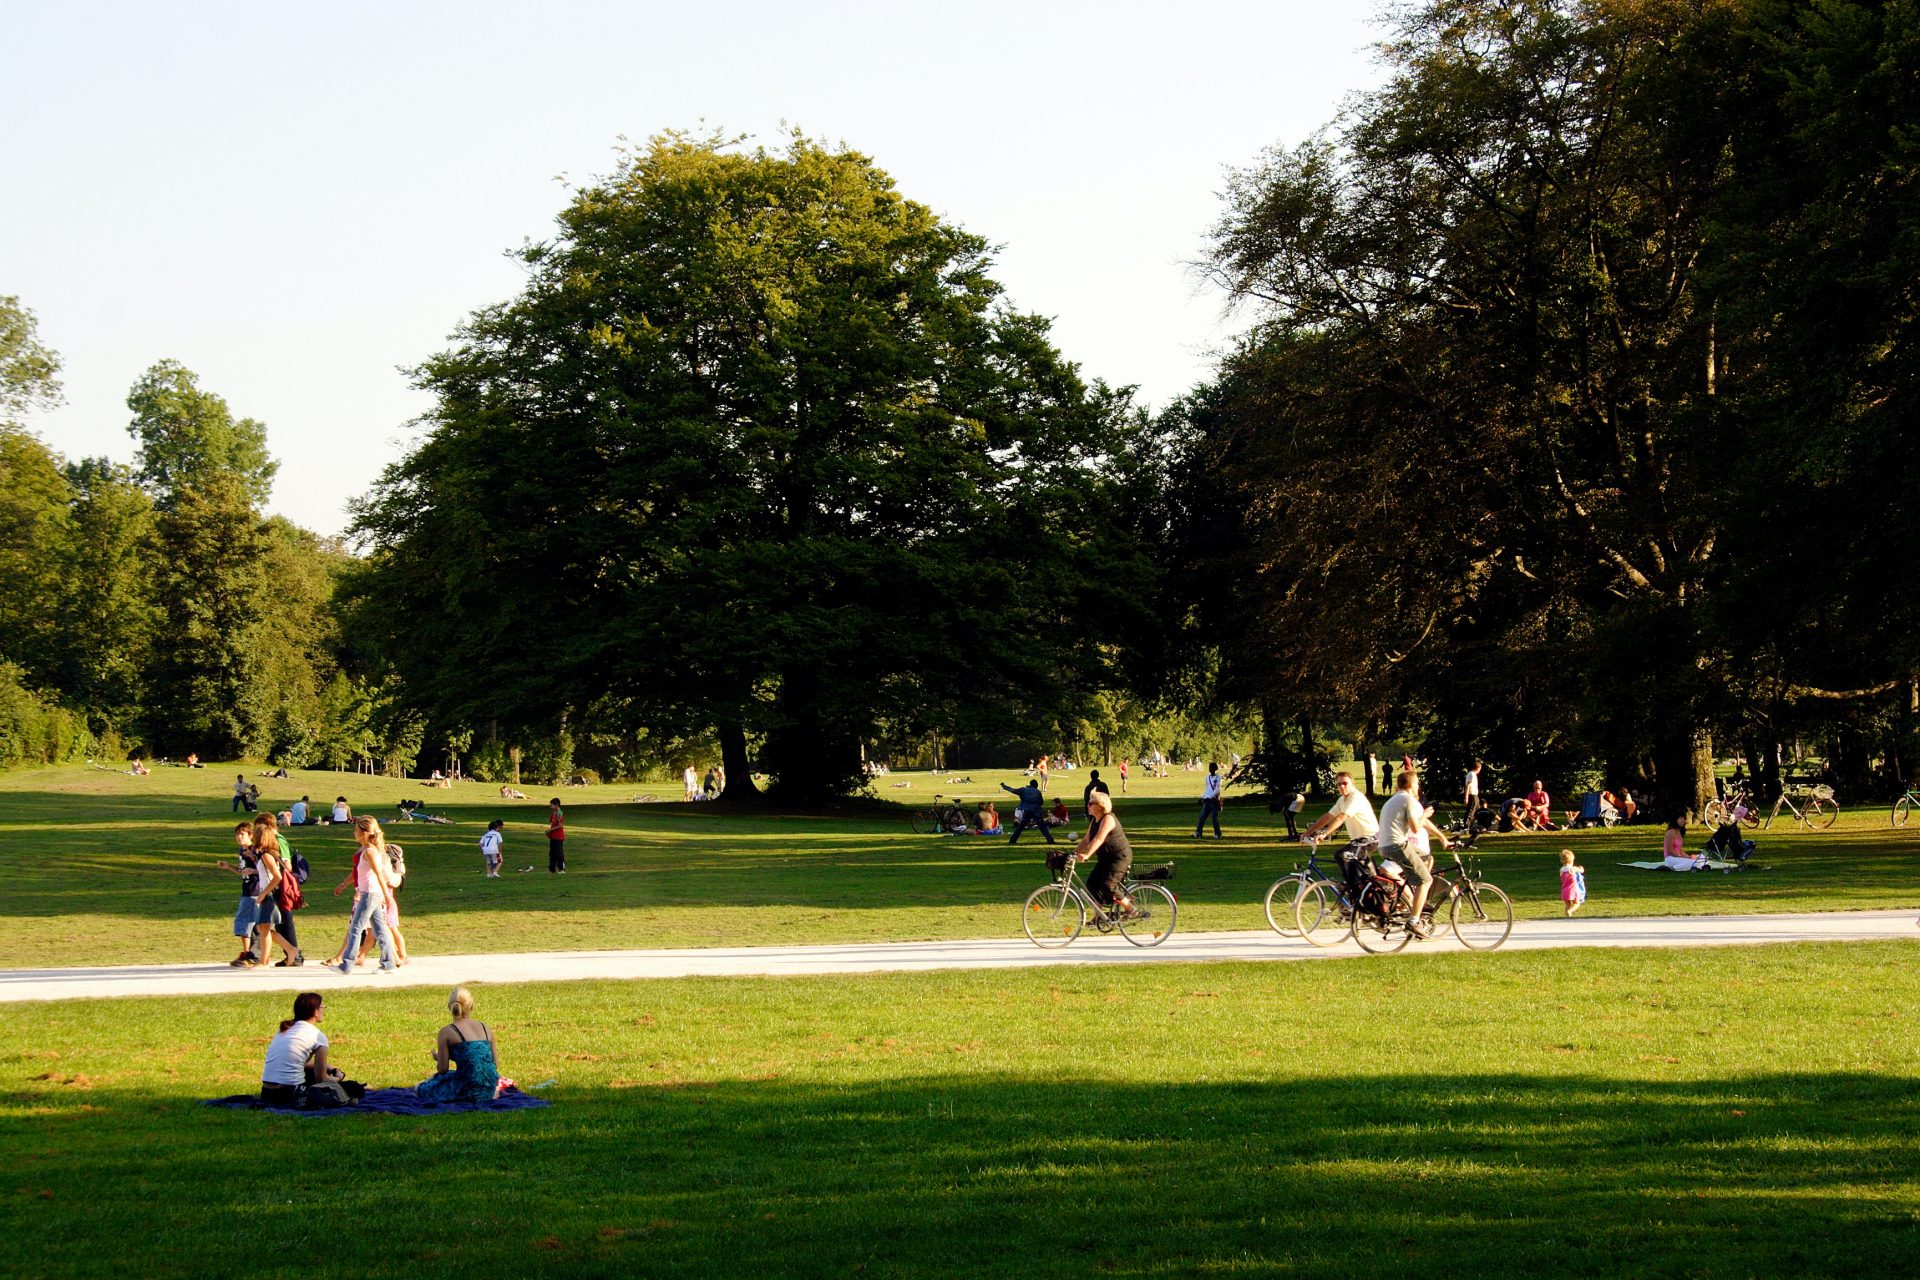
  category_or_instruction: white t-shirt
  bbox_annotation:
[479,830,503,860]
[1326,790,1378,839]
[331,803,350,822]
[1201,774,1222,801]
[354,847,389,894]
[1378,791,1424,853]
[1464,769,1480,797]
[262,1021,327,1085]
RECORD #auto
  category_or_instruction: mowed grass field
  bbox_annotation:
[2,942,1916,1278]
[3,763,1919,968]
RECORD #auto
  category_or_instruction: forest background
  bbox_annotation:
[2,0,1916,813]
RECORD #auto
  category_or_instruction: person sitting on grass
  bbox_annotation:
[415,987,502,1105]
[1662,818,1705,871]
[498,784,527,799]
[1046,797,1070,827]
[1525,780,1556,830]
[130,759,149,776]
[330,796,353,824]
[260,992,345,1106]
[1075,790,1133,920]
[973,800,1003,836]
[289,795,311,825]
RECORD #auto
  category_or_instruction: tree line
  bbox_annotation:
[3,0,1914,810]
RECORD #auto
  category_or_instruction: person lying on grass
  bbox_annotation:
[416,986,503,1105]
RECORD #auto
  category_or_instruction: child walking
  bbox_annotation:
[1559,848,1587,916]
[546,799,566,874]
[479,819,504,878]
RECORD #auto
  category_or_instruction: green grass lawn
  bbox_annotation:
[1,942,1915,1278]
[3,763,1917,969]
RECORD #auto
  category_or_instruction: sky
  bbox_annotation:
[2,1,1391,537]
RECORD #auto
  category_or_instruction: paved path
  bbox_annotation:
[3,909,1914,1003]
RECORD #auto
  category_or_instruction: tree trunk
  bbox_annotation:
[1653,728,1715,821]
[716,723,756,804]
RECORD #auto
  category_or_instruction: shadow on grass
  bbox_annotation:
[4,1072,1913,1278]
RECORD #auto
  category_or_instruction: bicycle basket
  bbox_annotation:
[1811,784,1835,802]
[1045,850,1071,874]
[1132,862,1175,882]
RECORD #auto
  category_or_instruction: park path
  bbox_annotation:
[1,909,1914,1003]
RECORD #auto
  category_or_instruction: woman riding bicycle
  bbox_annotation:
[1075,791,1133,917]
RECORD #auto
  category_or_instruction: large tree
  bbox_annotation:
[127,360,277,509]
[1181,0,1918,814]
[352,132,1146,800]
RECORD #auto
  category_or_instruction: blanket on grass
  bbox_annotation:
[203,1087,550,1116]
[1618,859,1745,871]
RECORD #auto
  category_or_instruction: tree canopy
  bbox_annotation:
[351,132,1149,800]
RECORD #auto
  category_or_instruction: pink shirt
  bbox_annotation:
[1663,828,1685,859]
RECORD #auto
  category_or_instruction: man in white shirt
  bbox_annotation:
[1193,762,1224,837]
[1299,772,1378,849]
[1462,760,1482,825]
[1377,769,1451,937]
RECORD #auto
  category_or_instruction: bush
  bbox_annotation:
[0,664,94,770]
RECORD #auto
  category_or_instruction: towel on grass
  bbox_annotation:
[203,1086,550,1116]
[1618,859,1745,871]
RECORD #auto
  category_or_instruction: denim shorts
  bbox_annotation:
[233,897,261,937]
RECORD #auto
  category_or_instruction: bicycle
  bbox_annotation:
[1891,784,1920,827]
[1342,848,1514,954]
[909,794,976,835]
[1766,783,1840,830]
[1272,837,1370,947]
[1701,787,1761,829]
[1022,856,1177,948]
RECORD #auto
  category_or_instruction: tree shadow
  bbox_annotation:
[7,1071,1913,1277]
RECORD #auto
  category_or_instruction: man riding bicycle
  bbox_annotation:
[1298,772,1378,852]
[1377,768,1451,938]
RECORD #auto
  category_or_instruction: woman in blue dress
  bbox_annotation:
[415,986,500,1104]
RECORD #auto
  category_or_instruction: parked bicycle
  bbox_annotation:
[1766,782,1840,830]
[1891,783,1920,827]
[1327,848,1513,954]
[1022,856,1177,948]
[1701,786,1761,829]
[909,794,976,835]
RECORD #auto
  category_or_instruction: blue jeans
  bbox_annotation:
[340,890,396,970]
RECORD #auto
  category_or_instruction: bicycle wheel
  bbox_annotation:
[1349,893,1411,955]
[944,805,974,834]
[1739,802,1761,829]
[1022,884,1084,948]
[909,808,937,835]
[1294,881,1350,947]
[1894,796,1913,828]
[1450,883,1514,950]
[1701,799,1727,828]
[1809,799,1840,830]
[1117,883,1177,947]
[1263,875,1305,936]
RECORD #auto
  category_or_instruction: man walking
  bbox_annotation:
[1081,768,1110,817]
[1194,761,1224,838]
[1463,759,1482,825]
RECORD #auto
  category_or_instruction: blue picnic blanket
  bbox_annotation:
[203,1086,550,1116]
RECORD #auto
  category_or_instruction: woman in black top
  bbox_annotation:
[1076,791,1133,916]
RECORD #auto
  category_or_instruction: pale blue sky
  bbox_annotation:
[3,1,1388,535]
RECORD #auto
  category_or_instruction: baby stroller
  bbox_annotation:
[396,798,454,825]
[1703,822,1756,864]
[1570,791,1619,829]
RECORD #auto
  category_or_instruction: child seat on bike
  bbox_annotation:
[1338,843,1376,895]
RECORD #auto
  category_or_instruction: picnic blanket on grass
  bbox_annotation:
[1618,859,1745,871]
[203,1087,550,1116]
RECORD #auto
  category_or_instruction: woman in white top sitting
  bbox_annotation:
[331,796,353,823]
[260,992,339,1105]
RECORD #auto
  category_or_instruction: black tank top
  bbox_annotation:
[1097,817,1132,863]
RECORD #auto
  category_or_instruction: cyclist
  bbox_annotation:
[1075,790,1133,918]
[1298,771,1378,851]
[1377,768,1451,937]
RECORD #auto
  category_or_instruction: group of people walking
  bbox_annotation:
[219,813,409,972]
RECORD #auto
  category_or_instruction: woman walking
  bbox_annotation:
[332,817,399,973]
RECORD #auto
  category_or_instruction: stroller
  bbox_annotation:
[1703,822,1756,864]
[1570,791,1620,829]
[396,798,454,825]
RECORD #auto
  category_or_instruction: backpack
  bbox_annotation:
[288,845,310,884]
[386,843,407,889]
[277,862,306,912]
